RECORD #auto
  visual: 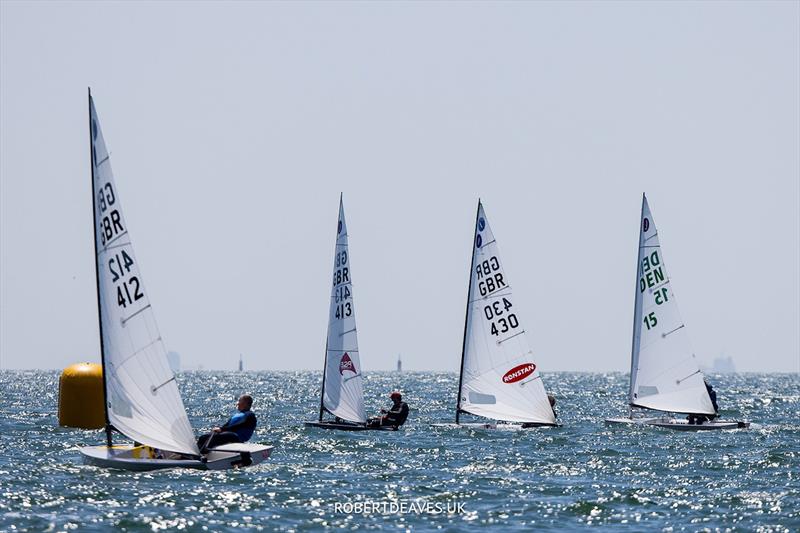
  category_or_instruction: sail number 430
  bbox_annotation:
[484,298,519,336]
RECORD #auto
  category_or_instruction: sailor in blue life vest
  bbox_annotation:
[688,380,720,425]
[197,394,257,453]
[368,391,409,428]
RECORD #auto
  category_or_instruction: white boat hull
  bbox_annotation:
[604,417,662,426]
[80,443,273,471]
[604,417,749,430]
[432,422,558,430]
[648,419,749,431]
[304,421,398,431]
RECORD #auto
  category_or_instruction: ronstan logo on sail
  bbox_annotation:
[502,363,536,384]
[339,353,357,375]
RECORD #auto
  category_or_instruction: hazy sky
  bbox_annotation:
[1,1,798,373]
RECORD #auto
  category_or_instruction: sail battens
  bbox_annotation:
[121,304,152,326]
[496,330,526,344]
[111,336,164,368]
[469,290,514,304]
[102,230,130,249]
[457,201,556,425]
[661,324,685,338]
[676,369,701,385]
[648,280,671,293]
[151,376,177,393]
[101,242,132,254]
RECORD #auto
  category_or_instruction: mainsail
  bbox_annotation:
[457,201,555,424]
[320,196,367,423]
[628,194,715,415]
[90,93,199,454]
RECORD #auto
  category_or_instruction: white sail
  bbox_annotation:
[628,195,715,415]
[90,95,199,455]
[458,201,556,424]
[321,197,366,423]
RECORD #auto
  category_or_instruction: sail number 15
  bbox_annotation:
[643,312,658,330]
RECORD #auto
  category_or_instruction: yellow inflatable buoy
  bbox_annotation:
[58,362,105,429]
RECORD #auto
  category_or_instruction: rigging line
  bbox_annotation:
[150,376,176,394]
[100,230,130,250]
[338,327,356,337]
[342,373,361,383]
[640,245,660,249]
[644,232,659,242]
[661,324,685,338]
[121,304,151,326]
[477,239,496,249]
[497,330,525,345]
[96,154,110,167]
[676,369,701,385]
[326,349,359,352]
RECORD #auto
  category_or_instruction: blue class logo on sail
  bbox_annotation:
[643,218,650,232]
[476,234,482,248]
[338,220,343,235]
[478,218,486,231]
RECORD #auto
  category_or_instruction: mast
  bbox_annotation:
[89,88,112,447]
[455,199,481,424]
[318,339,328,421]
[318,193,341,421]
[628,193,646,413]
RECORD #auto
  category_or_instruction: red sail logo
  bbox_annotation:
[502,363,536,384]
[339,353,357,375]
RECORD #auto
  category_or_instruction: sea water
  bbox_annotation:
[1,371,797,531]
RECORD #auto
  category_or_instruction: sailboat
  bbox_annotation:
[79,90,274,470]
[305,196,395,431]
[604,194,748,430]
[434,200,558,430]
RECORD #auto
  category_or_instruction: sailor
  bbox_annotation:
[197,394,257,453]
[688,381,720,425]
[521,394,557,428]
[706,380,720,414]
[548,394,557,419]
[368,391,409,428]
